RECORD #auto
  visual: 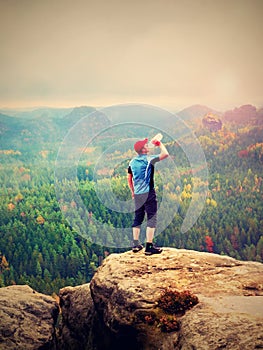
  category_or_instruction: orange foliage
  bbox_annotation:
[7,203,15,211]
[0,254,9,272]
[39,150,49,158]
[21,174,31,181]
[70,201,77,208]
[0,150,21,155]
[36,215,45,225]
[205,235,214,253]
[80,147,95,153]
[15,193,24,202]
[61,205,68,212]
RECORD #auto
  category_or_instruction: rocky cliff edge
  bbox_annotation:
[59,248,263,350]
[1,248,263,349]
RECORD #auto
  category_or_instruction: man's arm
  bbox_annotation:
[127,173,135,199]
[152,140,169,161]
[159,141,169,161]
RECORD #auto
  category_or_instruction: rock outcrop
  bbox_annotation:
[59,248,263,350]
[1,249,262,349]
[224,104,257,124]
[58,284,104,350]
[202,113,222,132]
[0,285,59,349]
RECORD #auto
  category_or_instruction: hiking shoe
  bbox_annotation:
[145,245,163,255]
[132,244,144,253]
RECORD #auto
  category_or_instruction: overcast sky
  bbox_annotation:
[0,0,262,111]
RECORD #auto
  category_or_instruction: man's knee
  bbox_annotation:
[147,214,157,228]
[133,213,145,227]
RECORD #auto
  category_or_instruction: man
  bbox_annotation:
[127,137,169,255]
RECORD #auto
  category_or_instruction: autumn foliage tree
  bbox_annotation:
[205,236,214,253]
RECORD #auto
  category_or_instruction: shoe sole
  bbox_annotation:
[132,247,143,253]
[145,250,163,255]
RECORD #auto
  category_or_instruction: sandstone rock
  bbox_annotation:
[0,285,59,350]
[3,249,262,349]
[224,104,257,124]
[58,284,98,350]
[202,113,222,132]
[88,248,263,349]
[178,295,263,349]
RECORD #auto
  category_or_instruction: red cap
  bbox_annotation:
[134,138,148,153]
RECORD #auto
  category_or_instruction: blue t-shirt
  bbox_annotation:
[128,154,160,195]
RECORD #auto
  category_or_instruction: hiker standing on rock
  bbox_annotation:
[127,136,169,255]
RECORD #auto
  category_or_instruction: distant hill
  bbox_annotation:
[0,107,73,120]
[99,104,222,125]
[99,104,173,128]
[0,112,22,127]
[0,111,63,151]
[0,113,34,148]
[58,106,97,129]
[223,104,263,125]
[177,104,222,121]
[1,103,262,156]
[0,106,107,153]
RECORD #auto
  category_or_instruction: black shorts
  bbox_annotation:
[132,190,157,228]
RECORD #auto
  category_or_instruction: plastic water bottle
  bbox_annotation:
[148,133,163,148]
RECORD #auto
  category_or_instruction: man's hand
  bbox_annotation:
[152,140,161,146]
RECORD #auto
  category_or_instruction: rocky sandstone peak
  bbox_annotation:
[202,113,222,132]
[1,248,263,349]
[61,248,263,349]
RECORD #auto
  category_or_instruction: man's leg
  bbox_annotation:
[146,226,155,243]
[132,226,143,252]
[145,191,162,255]
[133,226,140,242]
[132,194,146,252]
[145,226,162,255]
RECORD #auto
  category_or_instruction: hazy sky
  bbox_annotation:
[0,0,262,111]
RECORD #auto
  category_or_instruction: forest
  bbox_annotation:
[0,105,262,294]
